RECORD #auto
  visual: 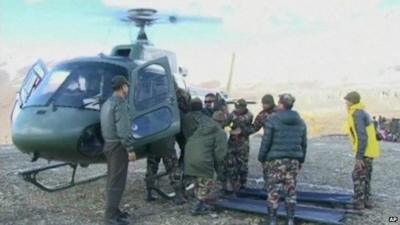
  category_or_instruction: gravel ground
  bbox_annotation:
[0,136,399,225]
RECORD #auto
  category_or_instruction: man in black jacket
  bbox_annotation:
[258,93,307,225]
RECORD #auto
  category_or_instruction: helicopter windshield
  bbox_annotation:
[25,62,128,110]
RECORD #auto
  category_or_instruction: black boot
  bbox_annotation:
[173,187,187,205]
[105,212,131,225]
[117,210,134,225]
[191,200,211,216]
[286,203,295,225]
[146,188,157,202]
[267,206,277,225]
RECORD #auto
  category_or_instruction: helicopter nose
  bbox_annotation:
[12,107,99,161]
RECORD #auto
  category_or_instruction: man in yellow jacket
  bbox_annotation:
[344,91,380,210]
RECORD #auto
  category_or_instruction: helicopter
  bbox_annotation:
[10,8,221,194]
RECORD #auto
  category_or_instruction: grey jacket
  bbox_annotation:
[352,109,371,159]
[258,110,307,163]
[100,93,134,151]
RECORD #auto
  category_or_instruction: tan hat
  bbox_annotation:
[235,98,247,108]
[212,110,226,122]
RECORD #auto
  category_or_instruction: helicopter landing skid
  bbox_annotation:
[18,163,107,192]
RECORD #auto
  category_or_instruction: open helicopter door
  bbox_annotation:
[11,59,48,123]
[129,56,180,150]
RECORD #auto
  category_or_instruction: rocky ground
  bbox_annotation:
[0,135,399,225]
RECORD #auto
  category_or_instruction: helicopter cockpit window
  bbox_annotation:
[134,64,169,111]
[25,70,70,107]
[54,63,128,110]
[25,62,128,110]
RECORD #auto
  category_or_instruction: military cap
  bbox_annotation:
[112,76,129,90]
[190,97,203,111]
[261,94,275,106]
[235,98,247,108]
[191,97,202,104]
[212,110,226,122]
[344,91,361,104]
[278,93,296,108]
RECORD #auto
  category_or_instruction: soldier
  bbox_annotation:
[100,76,134,225]
[182,98,227,215]
[202,93,216,117]
[223,99,253,193]
[344,91,381,210]
[144,137,185,205]
[258,93,307,225]
[244,94,276,187]
[175,87,191,166]
[248,94,276,134]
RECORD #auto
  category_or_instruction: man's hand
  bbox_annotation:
[355,159,365,171]
[128,152,137,161]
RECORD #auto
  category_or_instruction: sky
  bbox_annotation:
[1,0,400,87]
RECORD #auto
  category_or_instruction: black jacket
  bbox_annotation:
[258,109,307,163]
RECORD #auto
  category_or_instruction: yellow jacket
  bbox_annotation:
[347,103,380,159]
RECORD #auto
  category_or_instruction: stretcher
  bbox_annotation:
[215,197,346,225]
[237,188,353,205]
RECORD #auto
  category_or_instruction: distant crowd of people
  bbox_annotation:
[374,116,400,142]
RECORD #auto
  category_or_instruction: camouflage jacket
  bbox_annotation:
[100,92,134,151]
[225,109,254,140]
[248,108,276,134]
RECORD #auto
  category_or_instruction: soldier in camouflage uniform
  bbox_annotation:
[245,94,276,188]
[258,94,307,225]
[249,94,276,134]
[144,86,190,205]
[144,137,185,205]
[223,99,254,193]
[182,98,227,216]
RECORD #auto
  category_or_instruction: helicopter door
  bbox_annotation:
[129,56,180,147]
[11,59,48,122]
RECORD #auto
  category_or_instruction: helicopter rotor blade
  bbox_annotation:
[161,14,222,24]
[96,7,222,25]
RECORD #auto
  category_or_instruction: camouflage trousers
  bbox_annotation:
[223,137,250,191]
[194,177,216,202]
[264,159,300,209]
[145,153,183,190]
[352,157,373,203]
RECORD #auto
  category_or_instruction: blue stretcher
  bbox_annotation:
[215,197,346,225]
[238,188,353,205]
